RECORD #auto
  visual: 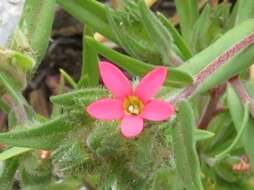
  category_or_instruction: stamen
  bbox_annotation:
[123,96,144,116]
[128,104,140,115]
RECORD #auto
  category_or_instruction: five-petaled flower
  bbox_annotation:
[86,61,175,138]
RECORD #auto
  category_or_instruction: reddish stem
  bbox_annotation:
[229,76,254,118]
[198,84,226,129]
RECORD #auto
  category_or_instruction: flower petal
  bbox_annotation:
[86,98,123,120]
[135,67,167,102]
[99,61,132,98]
[120,115,143,138]
[142,99,174,121]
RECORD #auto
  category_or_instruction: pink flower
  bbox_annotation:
[86,61,175,138]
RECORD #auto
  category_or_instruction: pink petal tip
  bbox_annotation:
[99,61,132,98]
[142,99,174,121]
[120,115,144,138]
[86,98,123,120]
[135,67,167,102]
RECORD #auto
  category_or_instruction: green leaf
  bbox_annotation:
[172,101,203,190]
[157,13,192,60]
[50,88,108,106]
[226,1,239,30]
[214,103,249,162]
[194,129,214,142]
[211,3,231,33]
[179,19,254,93]
[245,81,254,97]
[79,26,99,87]
[0,99,10,113]
[0,49,34,72]
[0,158,19,190]
[57,0,182,66]
[0,49,34,91]
[59,69,78,89]
[47,178,81,190]
[214,179,254,190]
[18,0,56,63]
[241,92,254,175]
[138,2,172,65]
[179,18,254,75]
[56,0,113,40]
[20,154,52,187]
[204,112,234,154]
[191,5,211,53]
[87,122,123,158]
[0,147,31,161]
[106,5,163,65]
[52,142,90,175]
[214,156,245,183]
[227,84,254,173]
[148,168,177,190]
[235,0,254,24]
[226,85,243,130]
[86,37,192,87]
[0,73,24,103]
[175,0,199,44]
[0,117,73,150]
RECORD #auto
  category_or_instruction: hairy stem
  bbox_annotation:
[171,32,254,104]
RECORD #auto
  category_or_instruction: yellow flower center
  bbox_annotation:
[123,96,144,116]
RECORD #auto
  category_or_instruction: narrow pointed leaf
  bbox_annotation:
[175,0,198,44]
[227,84,254,172]
[139,2,172,65]
[0,73,24,103]
[158,13,192,60]
[191,5,211,53]
[86,37,192,87]
[106,5,163,65]
[50,88,108,106]
[172,101,203,190]
[235,0,254,24]
[79,27,99,87]
[56,0,113,40]
[18,0,56,63]
[0,147,31,161]
[0,117,73,150]
[59,69,78,89]
[194,129,214,142]
[214,103,249,161]
[0,49,34,91]
[0,158,19,190]
[227,85,243,130]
